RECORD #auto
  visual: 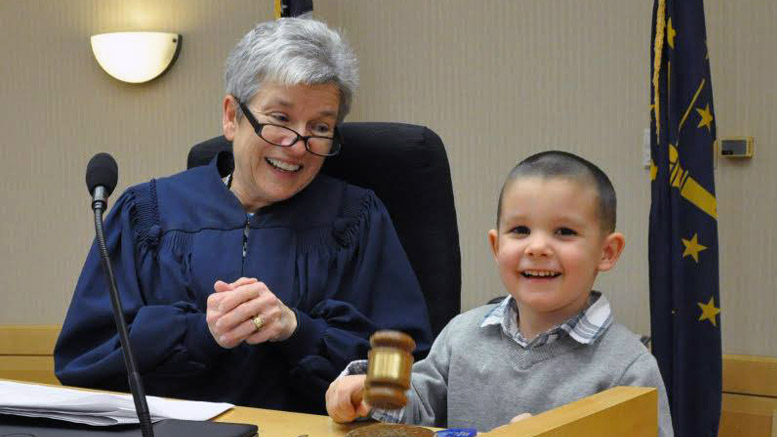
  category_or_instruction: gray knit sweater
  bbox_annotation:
[404,304,673,435]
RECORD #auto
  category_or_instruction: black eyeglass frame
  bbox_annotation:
[237,100,343,157]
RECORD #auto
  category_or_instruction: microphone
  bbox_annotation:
[87,153,155,437]
[85,153,257,437]
[86,152,119,211]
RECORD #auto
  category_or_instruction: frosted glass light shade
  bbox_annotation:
[90,32,181,84]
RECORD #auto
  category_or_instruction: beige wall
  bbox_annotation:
[0,1,774,357]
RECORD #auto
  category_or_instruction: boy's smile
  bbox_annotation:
[488,176,624,333]
[521,270,561,278]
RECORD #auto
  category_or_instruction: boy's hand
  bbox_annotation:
[510,412,532,423]
[326,375,371,423]
[490,412,533,432]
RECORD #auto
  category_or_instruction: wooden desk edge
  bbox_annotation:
[1,378,656,437]
[482,386,657,437]
[215,405,387,436]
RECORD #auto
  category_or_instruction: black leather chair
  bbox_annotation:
[187,122,461,336]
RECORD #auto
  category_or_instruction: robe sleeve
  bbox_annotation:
[54,186,228,391]
[276,191,434,411]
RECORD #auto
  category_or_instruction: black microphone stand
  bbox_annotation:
[0,155,258,435]
[89,183,256,437]
[92,187,155,437]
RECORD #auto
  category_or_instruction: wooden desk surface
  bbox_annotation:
[7,325,773,435]
[1,376,655,437]
[215,406,363,437]
[214,386,657,437]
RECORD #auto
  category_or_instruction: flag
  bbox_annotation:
[649,0,721,435]
[274,0,313,19]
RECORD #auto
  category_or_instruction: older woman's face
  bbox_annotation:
[223,82,340,211]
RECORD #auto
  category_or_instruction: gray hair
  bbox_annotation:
[225,18,359,122]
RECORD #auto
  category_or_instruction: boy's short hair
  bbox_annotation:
[496,150,617,232]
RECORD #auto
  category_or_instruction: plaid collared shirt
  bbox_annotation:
[341,291,613,424]
[480,290,613,349]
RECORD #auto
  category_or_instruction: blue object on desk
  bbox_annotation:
[435,428,477,437]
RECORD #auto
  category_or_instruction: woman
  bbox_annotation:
[54,18,433,414]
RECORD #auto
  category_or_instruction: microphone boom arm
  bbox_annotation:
[93,203,155,437]
[83,152,256,436]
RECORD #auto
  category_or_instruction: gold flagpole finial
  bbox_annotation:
[652,0,667,138]
[274,0,284,19]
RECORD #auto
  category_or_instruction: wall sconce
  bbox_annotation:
[90,32,181,84]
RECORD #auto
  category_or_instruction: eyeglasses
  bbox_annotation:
[237,100,342,157]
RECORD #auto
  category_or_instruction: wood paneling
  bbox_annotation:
[0,325,60,356]
[723,354,777,398]
[720,355,777,436]
[0,356,59,385]
[0,325,61,385]
[720,393,777,437]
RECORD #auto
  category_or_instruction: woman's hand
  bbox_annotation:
[326,375,371,423]
[206,277,298,349]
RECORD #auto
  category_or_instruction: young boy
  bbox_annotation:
[326,151,673,435]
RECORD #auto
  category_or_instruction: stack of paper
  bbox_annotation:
[0,380,234,426]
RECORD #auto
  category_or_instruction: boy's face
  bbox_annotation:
[488,176,625,321]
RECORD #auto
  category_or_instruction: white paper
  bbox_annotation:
[0,380,234,426]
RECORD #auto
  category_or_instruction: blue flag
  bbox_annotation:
[275,0,313,19]
[649,0,722,435]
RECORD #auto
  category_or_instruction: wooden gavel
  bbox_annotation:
[363,330,416,410]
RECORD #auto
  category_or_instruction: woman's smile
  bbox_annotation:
[265,157,302,173]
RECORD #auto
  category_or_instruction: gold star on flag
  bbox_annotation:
[682,233,707,262]
[667,17,676,49]
[696,104,714,131]
[697,297,720,327]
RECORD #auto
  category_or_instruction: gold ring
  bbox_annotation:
[252,315,264,331]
